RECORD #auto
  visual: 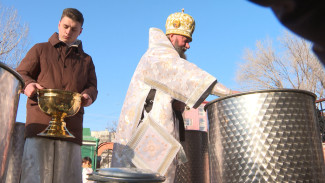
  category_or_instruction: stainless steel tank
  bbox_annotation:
[175,130,209,183]
[0,62,24,182]
[205,89,325,183]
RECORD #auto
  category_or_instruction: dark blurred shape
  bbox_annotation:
[249,0,325,65]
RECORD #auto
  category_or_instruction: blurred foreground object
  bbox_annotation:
[249,0,325,65]
[0,62,24,182]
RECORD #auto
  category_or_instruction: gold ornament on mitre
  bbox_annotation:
[165,9,195,40]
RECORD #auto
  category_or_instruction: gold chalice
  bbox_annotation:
[37,89,82,138]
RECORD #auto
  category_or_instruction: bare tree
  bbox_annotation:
[0,4,29,68]
[106,120,118,133]
[236,31,325,99]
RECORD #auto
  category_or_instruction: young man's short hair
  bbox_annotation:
[61,8,84,27]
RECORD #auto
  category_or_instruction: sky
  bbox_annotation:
[1,0,286,131]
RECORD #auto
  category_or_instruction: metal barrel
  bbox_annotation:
[87,167,166,182]
[205,89,325,183]
[175,130,209,183]
[4,122,26,183]
[0,62,24,182]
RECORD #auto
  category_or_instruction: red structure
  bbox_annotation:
[97,142,114,156]
[183,101,208,132]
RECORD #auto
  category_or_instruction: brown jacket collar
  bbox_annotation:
[48,32,85,54]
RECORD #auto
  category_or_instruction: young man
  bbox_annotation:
[17,8,97,183]
[111,10,237,183]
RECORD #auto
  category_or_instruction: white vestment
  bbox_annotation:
[111,28,217,182]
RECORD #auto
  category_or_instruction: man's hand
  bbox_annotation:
[24,83,44,97]
[81,93,93,107]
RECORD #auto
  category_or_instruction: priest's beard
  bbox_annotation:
[174,39,187,59]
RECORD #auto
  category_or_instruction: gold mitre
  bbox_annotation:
[165,9,195,40]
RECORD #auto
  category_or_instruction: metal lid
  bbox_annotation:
[92,168,165,182]
[204,88,317,111]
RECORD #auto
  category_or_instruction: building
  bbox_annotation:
[183,101,208,132]
[91,129,115,144]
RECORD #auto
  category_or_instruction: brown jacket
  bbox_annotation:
[17,33,98,145]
